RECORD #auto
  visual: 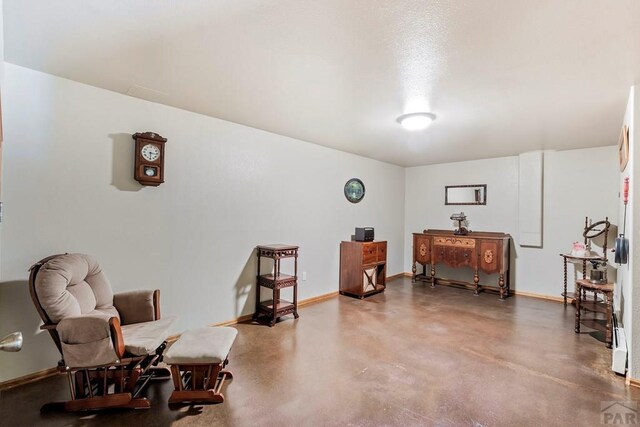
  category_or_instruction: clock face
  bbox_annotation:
[141,144,161,162]
[344,178,365,203]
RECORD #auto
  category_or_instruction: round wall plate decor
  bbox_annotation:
[344,178,365,203]
[619,125,630,172]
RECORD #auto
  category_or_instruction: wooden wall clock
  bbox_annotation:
[132,132,167,186]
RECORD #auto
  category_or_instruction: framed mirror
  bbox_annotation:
[445,184,487,205]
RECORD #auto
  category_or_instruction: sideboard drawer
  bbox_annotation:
[362,243,377,265]
[376,242,387,262]
[433,236,476,248]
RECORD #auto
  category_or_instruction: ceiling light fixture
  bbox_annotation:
[396,112,436,131]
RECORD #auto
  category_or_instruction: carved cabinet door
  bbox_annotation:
[479,240,501,274]
[414,236,430,264]
[435,246,475,268]
[446,247,475,268]
[434,245,446,265]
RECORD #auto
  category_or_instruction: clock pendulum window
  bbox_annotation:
[132,132,167,186]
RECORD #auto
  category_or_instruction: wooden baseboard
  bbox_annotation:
[211,291,339,326]
[511,290,565,303]
[386,273,405,282]
[213,313,255,327]
[298,291,339,308]
[0,366,58,391]
[627,376,640,389]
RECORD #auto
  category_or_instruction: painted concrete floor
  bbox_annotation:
[1,277,638,426]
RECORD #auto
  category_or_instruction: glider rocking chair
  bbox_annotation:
[28,253,176,411]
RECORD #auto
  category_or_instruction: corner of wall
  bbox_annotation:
[624,85,638,379]
[0,0,6,282]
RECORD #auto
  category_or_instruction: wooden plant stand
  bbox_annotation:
[254,245,299,326]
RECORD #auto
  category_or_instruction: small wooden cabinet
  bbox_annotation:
[340,241,387,299]
[253,245,299,326]
[412,230,510,299]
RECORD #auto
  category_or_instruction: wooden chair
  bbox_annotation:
[574,279,614,348]
[29,253,176,411]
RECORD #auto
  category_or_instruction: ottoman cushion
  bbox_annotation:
[165,326,237,364]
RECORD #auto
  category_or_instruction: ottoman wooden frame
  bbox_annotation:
[165,326,237,404]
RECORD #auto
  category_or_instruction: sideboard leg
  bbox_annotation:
[430,266,436,288]
[473,271,480,296]
[499,273,505,300]
[411,262,416,284]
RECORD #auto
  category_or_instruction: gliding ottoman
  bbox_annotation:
[164,326,237,404]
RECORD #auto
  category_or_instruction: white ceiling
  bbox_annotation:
[4,1,640,166]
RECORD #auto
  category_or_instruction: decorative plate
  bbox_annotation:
[619,125,630,172]
[344,178,365,203]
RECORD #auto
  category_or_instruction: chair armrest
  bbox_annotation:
[40,323,58,330]
[57,315,124,367]
[114,290,160,325]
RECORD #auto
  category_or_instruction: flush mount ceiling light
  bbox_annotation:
[396,112,436,131]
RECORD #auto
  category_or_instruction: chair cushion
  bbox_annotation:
[58,314,112,344]
[57,315,119,368]
[114,290,156,325]
[35,253,117,323]
[164,327,237,365]
[120,316,176,356]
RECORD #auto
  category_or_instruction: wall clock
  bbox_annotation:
[344,178,365,203]
[132,132,167,186]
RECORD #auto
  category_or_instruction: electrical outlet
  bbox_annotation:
[302,272,307,281]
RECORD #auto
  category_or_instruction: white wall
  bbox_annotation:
[405,147,619,297]
[0,64,406,382]
[626,86,640,381]
[616,88,634,379]
[0,0,5,276]
[633,86,640,381]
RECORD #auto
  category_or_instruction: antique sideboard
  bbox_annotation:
[412,230,511,299]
